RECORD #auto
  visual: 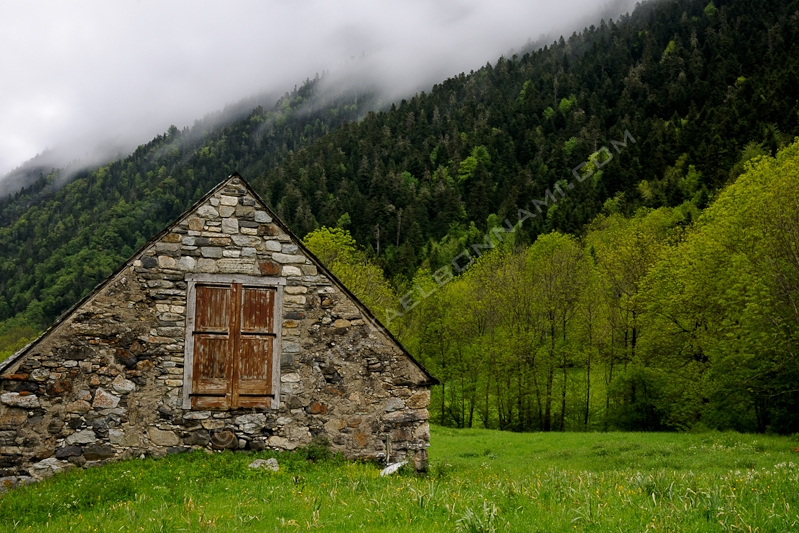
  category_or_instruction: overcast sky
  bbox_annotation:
[0,0,637,184]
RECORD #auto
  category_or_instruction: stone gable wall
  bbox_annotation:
[0,177,430,486]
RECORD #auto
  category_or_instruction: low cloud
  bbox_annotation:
[0,0,637,193]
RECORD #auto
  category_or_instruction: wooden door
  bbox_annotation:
[192,285,232,409]
[235,287,275,408]
[191,283,276,409]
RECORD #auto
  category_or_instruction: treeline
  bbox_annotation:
[311,141,799,434]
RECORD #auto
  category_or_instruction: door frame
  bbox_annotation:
[182,273,285,410]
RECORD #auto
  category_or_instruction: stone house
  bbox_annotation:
[0,173,436,484]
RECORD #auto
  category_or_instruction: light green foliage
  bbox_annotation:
[662,40,678,60]
[432,165,455,186]
[738,141,768,163]
[543,106,555,119]
[639,153,707,206]
[402,231,597,430]
[403,207,687,431]
[335,212,351,229]
[516,79,532,103]
[457,157,477,183]
[563,136,578,156]
[602,192,625,214]
[302,227,397,319]
[0,302,45,362]
[558,94,577,114]
[0,323,37,363]
[581,209,683,428]
[730,141,769,177]
[429,145,439,166]
[401,141,799,433]
[1,429,797,532]
[641,139,799,431]
[302,226,359,266]
[401,171,418,189]
[457,146,491,183]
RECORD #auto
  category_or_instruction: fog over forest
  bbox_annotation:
[0,0,637,194]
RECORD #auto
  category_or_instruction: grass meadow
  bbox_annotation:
[0,427,797,532]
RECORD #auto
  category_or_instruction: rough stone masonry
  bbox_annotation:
[0,174,435,489]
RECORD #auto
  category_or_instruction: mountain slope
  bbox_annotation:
[250,0,799,280]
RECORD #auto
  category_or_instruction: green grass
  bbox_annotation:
[1,427,798,532]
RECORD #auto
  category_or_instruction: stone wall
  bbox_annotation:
[0,176,432,486]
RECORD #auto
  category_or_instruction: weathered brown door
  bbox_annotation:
[192,285,232,407]
[192,283,275,409]
[236,286,275,407]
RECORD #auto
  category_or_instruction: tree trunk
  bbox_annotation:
[560,349,568,431]
[584,349,591,429]
[440,381,446,426]
[544,319,556,432]
[560,315,568,431]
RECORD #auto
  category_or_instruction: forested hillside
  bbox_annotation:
[256,0,799,280]
[1,0,798,431]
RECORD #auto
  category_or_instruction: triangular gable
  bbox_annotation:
[1,173,437,386]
